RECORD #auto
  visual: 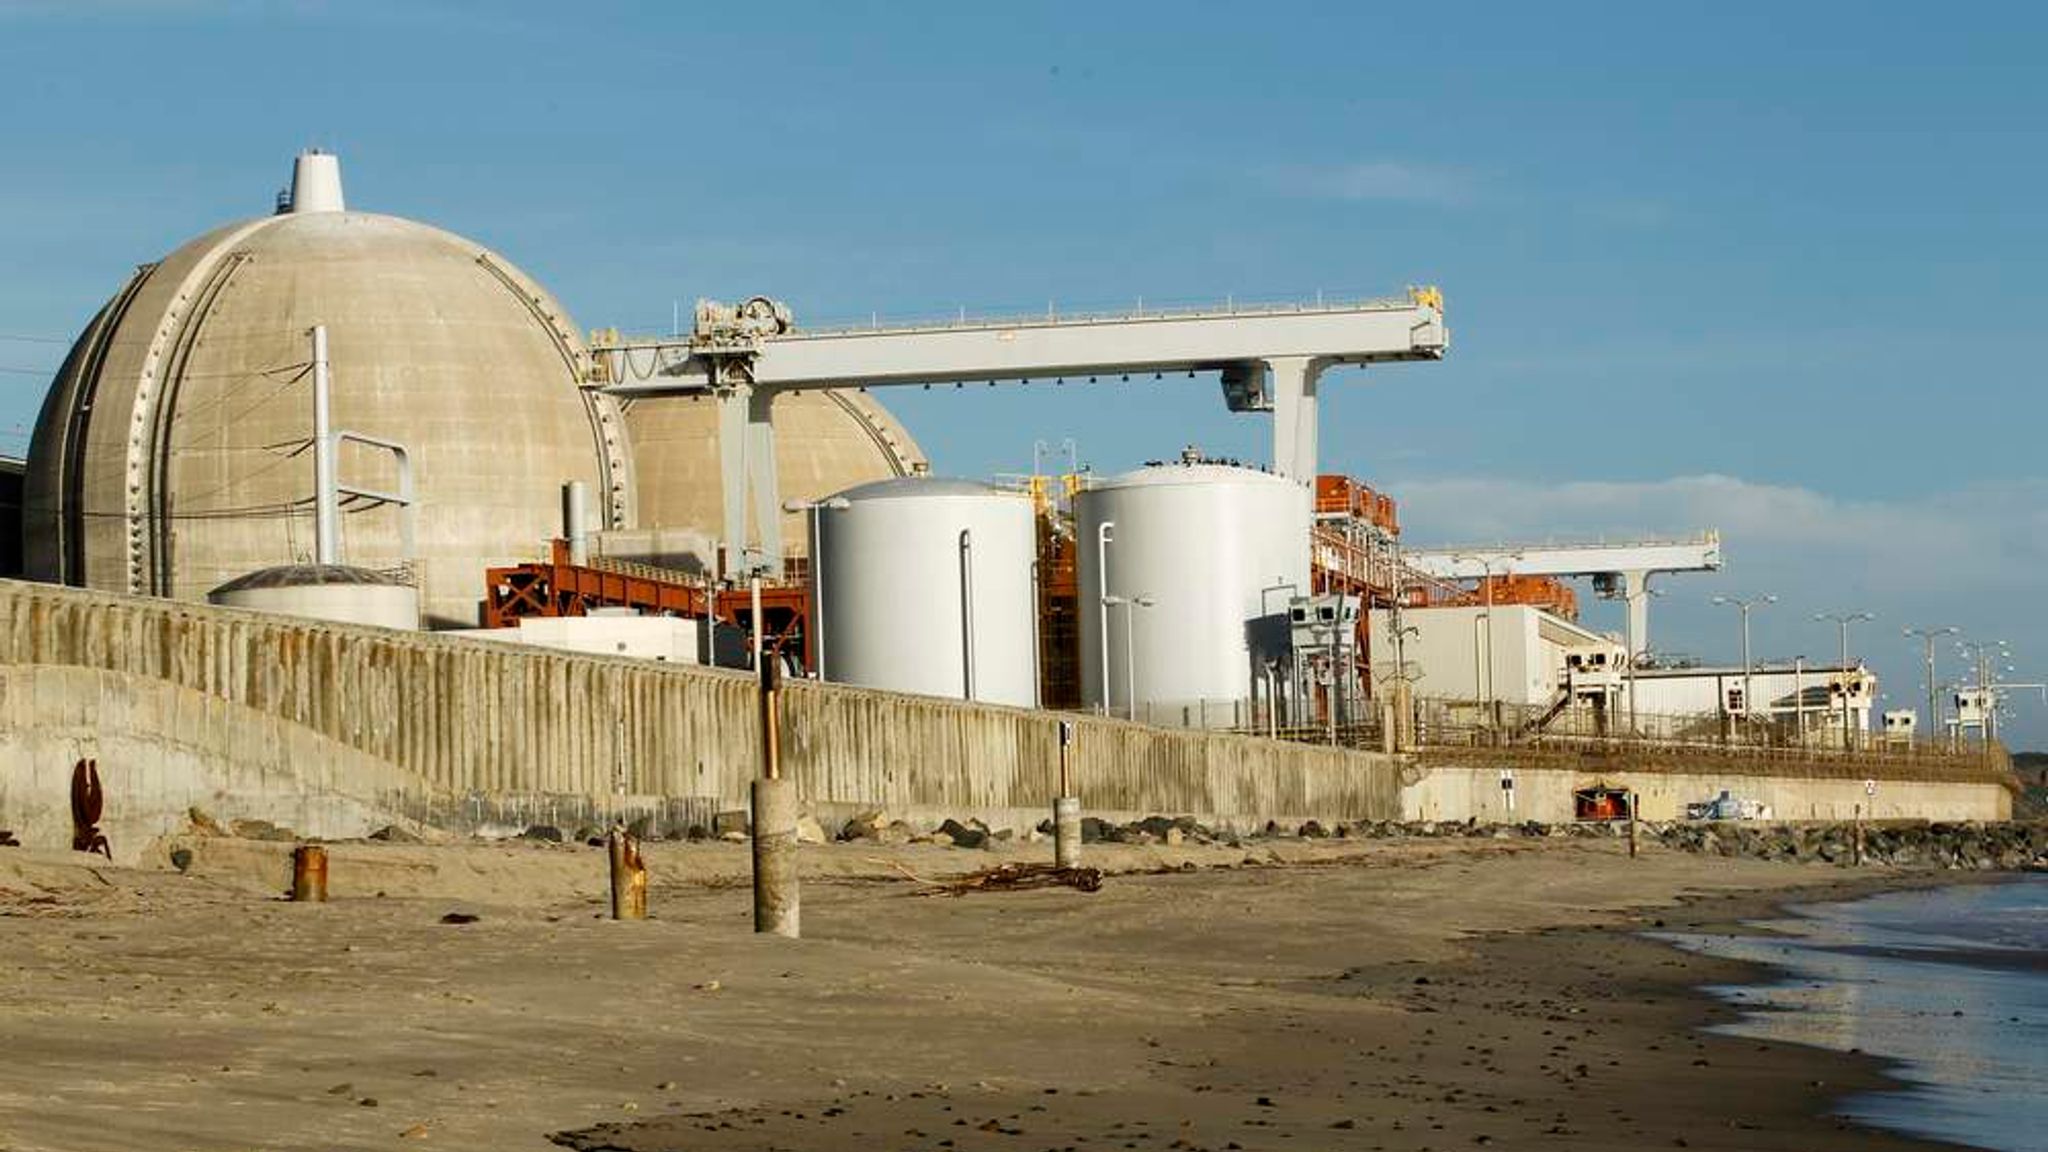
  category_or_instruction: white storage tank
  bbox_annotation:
[1076,462,1309,727]
[207,564,420,630]
[811,477,1037,707]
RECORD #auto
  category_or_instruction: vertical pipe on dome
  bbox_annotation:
[563,480,590,567]
[310,325,339,565]
[289,151,346,214]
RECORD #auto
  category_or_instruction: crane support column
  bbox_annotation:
[1268,356,1329,483]
[717,385,785,574]
[1622,570,1650,661]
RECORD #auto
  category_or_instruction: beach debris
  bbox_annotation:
[438,911,481,925]
[0,830,19,848]
[874,859,1104,895]
[70,758,111,860]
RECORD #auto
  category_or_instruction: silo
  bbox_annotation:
[1076,462,1309,727]
[812,478,1037,707]
[208,564,420,630]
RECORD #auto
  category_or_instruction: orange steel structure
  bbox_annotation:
[482,540,813,665]
[1031,474,1084,709]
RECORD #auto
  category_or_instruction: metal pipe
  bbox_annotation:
[290,843,328,902]
[1095,521,1115,716]
[811,502,826,678]
[309,325,338,565]
[563,480,590,567]
[1028,558,1043,709]
[959,528,976,701]
[750,573,764,672]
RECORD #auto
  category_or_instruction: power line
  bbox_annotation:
[0,333,69,345]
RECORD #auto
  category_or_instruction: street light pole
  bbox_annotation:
[1096,521,1116,717]
[1104,594,1156,721]
[1815,611,1873,748]
[1712,594,1777,735]
[1905,626,1959,746]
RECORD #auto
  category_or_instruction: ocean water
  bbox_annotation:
[1660,875,2048,1152]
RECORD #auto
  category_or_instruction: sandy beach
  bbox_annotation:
[0,833,1982,1151]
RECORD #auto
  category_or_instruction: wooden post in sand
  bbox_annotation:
[752,655,800,937]
[291,844,328,902]
[1627,792,1640,859]
[608,827,648,920]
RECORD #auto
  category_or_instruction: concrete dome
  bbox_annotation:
[23,154,632,627]
[626,388,924,561]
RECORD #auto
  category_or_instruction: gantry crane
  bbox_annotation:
[1404,533,1723,666]
[587,291,1448,571]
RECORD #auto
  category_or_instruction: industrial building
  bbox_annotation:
[1,150,2017,856]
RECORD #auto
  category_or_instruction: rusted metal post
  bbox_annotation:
[291,844,328,902]
[1053,719,1080,869]
[608,826,647,920]
[1627,792,1639,859]
[753,656,799,936]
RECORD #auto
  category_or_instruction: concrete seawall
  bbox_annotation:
[0,580,2013,854]
[0,581,1402,847]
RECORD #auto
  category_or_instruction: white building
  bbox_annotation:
[1627,662,1876,745]
[1368,604,1625,723]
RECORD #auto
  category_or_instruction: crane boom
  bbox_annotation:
[590,291,1448,571]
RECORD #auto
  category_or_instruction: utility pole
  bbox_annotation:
[1713,594,1776,738]
[308,325,339,565]
[1815,611,1873,749]
[1905,626,1959,748]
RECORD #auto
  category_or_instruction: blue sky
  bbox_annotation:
[2,1,2042,747]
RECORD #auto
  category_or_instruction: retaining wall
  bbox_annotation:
[0,581,1403,840]
[1405,760,2011,824]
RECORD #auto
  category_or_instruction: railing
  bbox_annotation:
[595,289,1436,348]
[1216,693,2008,778]
[1402,530,1720,559]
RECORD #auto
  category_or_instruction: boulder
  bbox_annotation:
[937,819,988,850]
[519,824,564,843]
[839,810,888,842]
[712,810,750,838]
[229,818,296,843]
[795,815,828,845]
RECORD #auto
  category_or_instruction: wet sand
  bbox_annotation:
[0,835,1977,1151]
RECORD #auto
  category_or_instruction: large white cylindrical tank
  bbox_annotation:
[1076,463,1309,727]
[207,564,420,630]
[812,478,1037,707]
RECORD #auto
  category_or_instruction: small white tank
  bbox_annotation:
[1076,462,1309,727]
[811,477,1037,706]
[208,564,419,630]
